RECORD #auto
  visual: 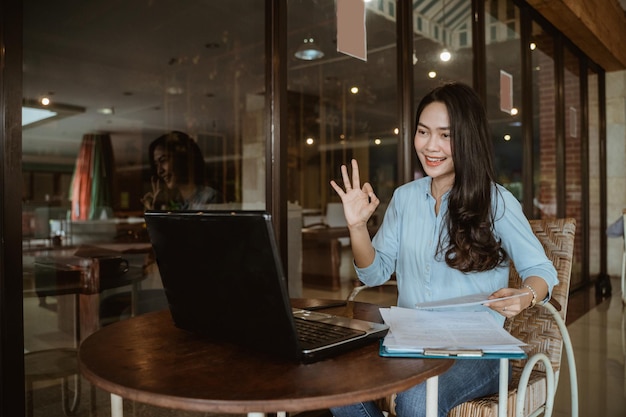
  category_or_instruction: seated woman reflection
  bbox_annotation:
[142,131,222,210]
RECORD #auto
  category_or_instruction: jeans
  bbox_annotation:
[330,359,504,417]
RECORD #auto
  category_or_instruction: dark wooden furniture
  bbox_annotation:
[32,245,150,341]
[301,226,348,290]
[78,299,452,416]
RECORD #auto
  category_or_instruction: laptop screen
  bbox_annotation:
[144,210,301,358]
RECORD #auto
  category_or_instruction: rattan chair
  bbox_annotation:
[348,217,578,417]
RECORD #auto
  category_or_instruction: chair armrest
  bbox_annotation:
[515,352,555,417]
[535,302,578,417]
[547,298,562,312]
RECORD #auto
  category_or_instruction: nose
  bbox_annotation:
[417,134,438,152]
[424,138,438,151]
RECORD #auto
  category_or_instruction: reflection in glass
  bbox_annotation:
[563,47,582,285]
[22,2,265,415]
[289,0,400,296]
[531,21,557,219]
[288,0,398,213]
[588,68,601,279]
[485,0,522,200]
[414,0,473,110]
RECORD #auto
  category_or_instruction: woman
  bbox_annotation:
[329,82,557,417]
[141,131,222,210]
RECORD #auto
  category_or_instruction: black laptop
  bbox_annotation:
[144,210,388,363]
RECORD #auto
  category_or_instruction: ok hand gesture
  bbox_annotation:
[329,159,380,229]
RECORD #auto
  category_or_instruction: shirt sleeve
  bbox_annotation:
[354,191,400,287]
[492,185,559,297]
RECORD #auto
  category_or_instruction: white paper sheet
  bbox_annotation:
[379,307,526,354]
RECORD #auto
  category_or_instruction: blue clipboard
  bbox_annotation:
[379,341,527,360]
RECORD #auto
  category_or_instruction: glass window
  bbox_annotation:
[530,21,557,219]
[587,66,601,280]
[563,46,583,285]
[22,2,264,414]
[485,0,522,200]
[413,0,473,92]
[289,0,399,296]
[414,0,473,160]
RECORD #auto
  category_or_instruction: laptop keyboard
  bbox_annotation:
[295,318,365,348]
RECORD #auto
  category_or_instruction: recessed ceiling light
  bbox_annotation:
[97,107,114,115]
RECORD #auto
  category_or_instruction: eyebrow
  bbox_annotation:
[417,122,450,131]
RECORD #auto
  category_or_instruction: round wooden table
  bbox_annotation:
[78,299,452,416]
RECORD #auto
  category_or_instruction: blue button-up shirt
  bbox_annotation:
[355,177,558,325]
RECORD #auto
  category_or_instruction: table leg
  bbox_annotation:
[498,358,509,417]
[79,293,101,342]
[426,375,438,417]
[111,393,123,417]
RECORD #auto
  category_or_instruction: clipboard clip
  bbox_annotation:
[422,348,484,357]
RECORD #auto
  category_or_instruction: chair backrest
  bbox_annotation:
[505,218,576,376]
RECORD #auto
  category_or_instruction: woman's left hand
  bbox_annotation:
[485,288,530,317]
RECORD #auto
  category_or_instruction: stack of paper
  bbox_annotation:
[380,307,526,356]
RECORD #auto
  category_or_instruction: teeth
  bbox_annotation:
[426,156,444,162]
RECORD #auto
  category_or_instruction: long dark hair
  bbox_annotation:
[415,82,506,272]
[149,131,206,186]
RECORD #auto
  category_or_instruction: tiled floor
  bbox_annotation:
[23,246,626,416]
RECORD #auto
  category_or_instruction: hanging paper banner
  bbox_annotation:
[500,70,513,114]
[337,0,367,61]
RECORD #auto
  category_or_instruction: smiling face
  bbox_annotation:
[153,145,177,189]
[414,101,455,193]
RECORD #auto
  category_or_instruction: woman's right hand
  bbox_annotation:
[329,159,380,229]
[140,176,162,210]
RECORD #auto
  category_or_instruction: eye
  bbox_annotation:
[441,131,451,140]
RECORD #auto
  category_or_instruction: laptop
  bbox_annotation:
[144,210,389,363]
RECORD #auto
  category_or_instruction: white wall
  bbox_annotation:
[606,70,626,277]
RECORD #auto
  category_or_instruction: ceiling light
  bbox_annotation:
[97,107,114,115]
[428,71,437,79]
[439,48,451,62]
[294,37,324,61]
[166,85,184,95]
